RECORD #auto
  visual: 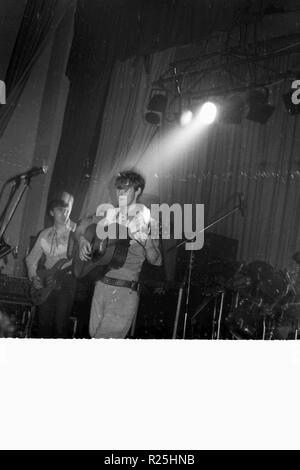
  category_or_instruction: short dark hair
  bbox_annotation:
[54,190,74,203]
[114,171,145,195]
[48,199,69,214]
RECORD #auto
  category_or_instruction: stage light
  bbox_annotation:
[180,110,193,126]
[282,90,300,115]
[246,89,275,124]
[198,101,217,124]
[145,90,168,125]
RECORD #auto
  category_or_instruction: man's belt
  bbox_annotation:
[100,275,139,291]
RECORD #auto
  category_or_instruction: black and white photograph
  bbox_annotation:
[1,0,300,451]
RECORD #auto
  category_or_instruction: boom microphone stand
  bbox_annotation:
[172,250,194,339]
[182,249,195,339]
[0,166,48,259]
[0,178,32,258]
[169,195,244,339]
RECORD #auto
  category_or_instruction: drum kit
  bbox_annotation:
[224,255,300,340]
[167,196,300,339]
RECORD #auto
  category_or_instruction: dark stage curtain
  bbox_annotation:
[0,0,70,139]
[47,0,263,220]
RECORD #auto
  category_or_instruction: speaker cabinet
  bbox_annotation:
[175,232,239,281]
[0,301,35,338]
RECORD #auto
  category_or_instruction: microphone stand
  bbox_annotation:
[0,182,18,227]
[169,199,243,339]
[0,176,32,258]
[167,202,242,252]
[172,281,185,339]
[172,251,194,339]
[182,249,194,339]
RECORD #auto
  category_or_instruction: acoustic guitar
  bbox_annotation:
[30,258,73,306]
[71,222,131,279]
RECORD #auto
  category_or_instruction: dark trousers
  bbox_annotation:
[37,275,76,338]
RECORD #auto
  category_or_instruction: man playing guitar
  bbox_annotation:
[26,195,76,338]
[76,170,162,338]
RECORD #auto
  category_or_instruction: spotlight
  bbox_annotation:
[246,89,275,124]
[145,90,168,125]
[198,101,217,124]
[180,110,193,126]
[282,90,300,115]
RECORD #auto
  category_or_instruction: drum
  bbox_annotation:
[226,298,263,339]
[274,303,300,339]
[258,270,289,303]
[247,261,288,303]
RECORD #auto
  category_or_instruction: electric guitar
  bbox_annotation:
[30,258,73,305]
[71,222,131,279]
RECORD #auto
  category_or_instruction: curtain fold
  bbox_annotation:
[79,48,300,274]
[80,47,177,216]
[48,0,264,219]
[0,0,73,139]
[199,84,300,270]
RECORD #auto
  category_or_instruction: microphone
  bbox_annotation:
[238,192,245,217]
[8,165,48,182]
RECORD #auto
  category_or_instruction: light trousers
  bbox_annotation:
[89,281,139,338]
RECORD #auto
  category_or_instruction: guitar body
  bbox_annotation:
[31,258,72,306]
[72,223,130,279]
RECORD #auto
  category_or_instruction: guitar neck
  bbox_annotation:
[38,259,72,280]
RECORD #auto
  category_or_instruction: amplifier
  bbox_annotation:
[0,275,32,305]
[175,232,239,281]
[0,302,35,338]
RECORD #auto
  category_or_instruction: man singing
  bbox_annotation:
[76,170,162,339]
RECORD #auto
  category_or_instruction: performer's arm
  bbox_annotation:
[144,237,162,266]
[129,209,162,266]
[75,214,101,261]
[26,234,44,288]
